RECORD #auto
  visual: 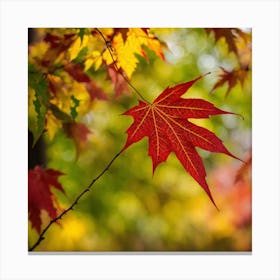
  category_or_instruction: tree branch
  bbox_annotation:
[29,149,124,251]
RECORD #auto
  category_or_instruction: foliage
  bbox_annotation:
[28,28,252,251]
[206,28,252,97]
[28,166,65,233]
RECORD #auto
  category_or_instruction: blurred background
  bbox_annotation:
[28,28,252,251]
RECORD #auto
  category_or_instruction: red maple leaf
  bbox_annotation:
[64,122,92,154]
[64,63,91,83]
[205,28,239,55]
[85,81,108,101]
[211,67,247,97]
[107,66,129,98]
[122,75,239,207]
[28,166,65,234]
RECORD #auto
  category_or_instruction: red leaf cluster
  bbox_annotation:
[28,166,65,234]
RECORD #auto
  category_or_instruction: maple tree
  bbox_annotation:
[28,28,251,251]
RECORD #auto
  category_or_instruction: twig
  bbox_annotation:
[94,28,150,104]
[29,149,123,251]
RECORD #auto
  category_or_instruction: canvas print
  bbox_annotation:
[28,28,252,252]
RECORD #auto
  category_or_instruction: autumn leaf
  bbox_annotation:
[211,67,248,97]
[63,122,92,153]
[85,81,108,101]
[205,28,239,55]
[102,28,166,78]
[122,75,239,207]
[70,95,80,120]
[28,166,65,234]
[107,66,129,98]
[84,50,102,71]
[64,62,91,83]
[28,63,49,145]
[235,152,252,183]
[68,36,83,61]
[41,32,76,67]
[64,63,108,101]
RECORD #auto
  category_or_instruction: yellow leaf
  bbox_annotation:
[102,28,166,78]
[98,28,114,37]
[102,48,116,66]
[29,41,49,64]
[70,81,91,115]
[45,110,62,140]
[84,58,94,72]
[48,74,72,115]
[48,74,91,119]
[114,31,140,78]
[93,53,102,70]
[84,50,102,71]
[80,34,89,48]
[68,37,81,61]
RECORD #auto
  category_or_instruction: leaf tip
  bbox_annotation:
[207,190,219,211]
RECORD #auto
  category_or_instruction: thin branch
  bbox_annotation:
[95,28,150,104]
[29,149,124,251]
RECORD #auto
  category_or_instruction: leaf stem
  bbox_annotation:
[95,28,150,104]
[29,149,124,251]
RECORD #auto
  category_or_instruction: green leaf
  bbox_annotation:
[78,28,86,42]
[70,95,80,121]
[72,47,88,64]
[49,104,73,123]
[28,63,50,146]
[29,64,49,104]
[31,92,47,145]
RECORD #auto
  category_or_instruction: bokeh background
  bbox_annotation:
[28,28,252,251]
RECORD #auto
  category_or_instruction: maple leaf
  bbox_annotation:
[28,63,49,146]
[107,66,129,98]
[235,152,252,183]
[64,62,91,83]
[205,28,239,55]
[28,166,65,234]
[211,67,248,97]
[103,28,166,78]
[122,75,239,207]
[63,122,92,153]
[85,81,108,101]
